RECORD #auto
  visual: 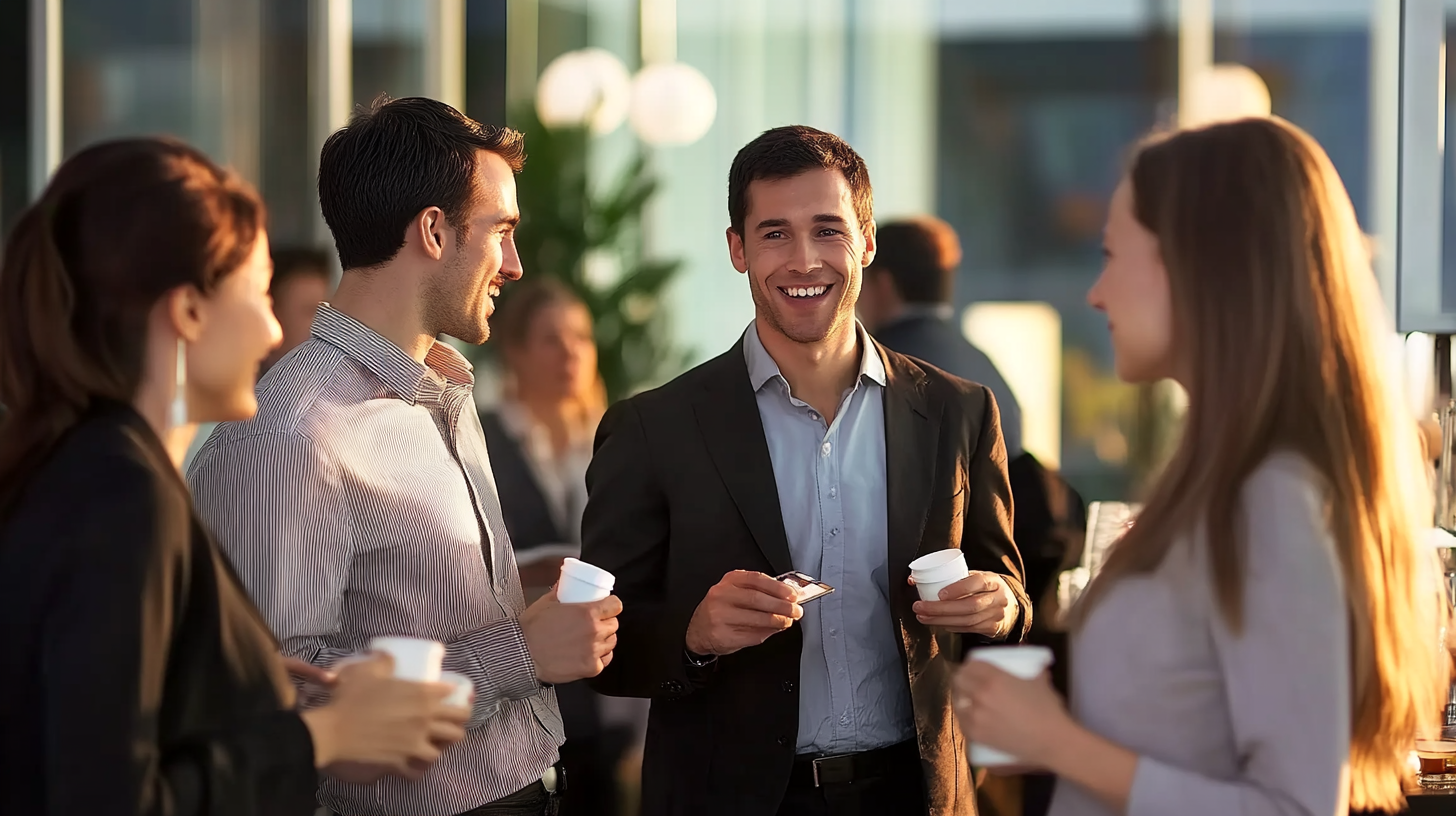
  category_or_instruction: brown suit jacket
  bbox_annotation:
[581,336,1030,816]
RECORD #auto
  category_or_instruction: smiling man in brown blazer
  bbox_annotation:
[580,126,1031,816]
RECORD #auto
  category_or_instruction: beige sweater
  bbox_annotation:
[1051,453,1352,816]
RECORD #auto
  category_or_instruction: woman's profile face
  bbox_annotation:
[509,301,597,404]
[187,232,283,422]
[1088,180,1177,384]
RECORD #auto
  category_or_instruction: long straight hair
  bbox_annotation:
[1075,117,1446,812]
[0,138,264,515]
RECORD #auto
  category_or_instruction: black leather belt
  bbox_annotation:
[789,739,919,788]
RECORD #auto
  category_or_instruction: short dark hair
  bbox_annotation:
[727,126,873,236]
[318,96,526,270]
[269,247,331,297]
[868,217,963,304]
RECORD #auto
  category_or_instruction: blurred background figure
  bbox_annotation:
[858,216,1024,458]
[861,215,1085,816]
[261,247,332,374]
[481,277,646,816]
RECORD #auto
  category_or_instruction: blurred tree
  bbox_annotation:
[471,104,685,403]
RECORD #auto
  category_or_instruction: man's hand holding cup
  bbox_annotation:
[908,550,1017,638]
[521,558,622,684]
[685,570,803,657]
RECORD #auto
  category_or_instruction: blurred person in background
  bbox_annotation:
[261,247,332,374]
[856,216,1023,459]
[482,277,648,816]
[860,217,1085,816]
[0,137,469,816]
[582,125,1030,816]
[189,97,621,816]
[955,117,1449,816]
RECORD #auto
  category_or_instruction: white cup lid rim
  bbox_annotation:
[562,557,616,588]
[909,549,967,572]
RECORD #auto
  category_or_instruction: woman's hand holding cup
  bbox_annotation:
[302,652,469,783]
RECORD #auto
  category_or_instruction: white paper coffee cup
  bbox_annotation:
[909,549,970,602]
[440,670,474,709]
[369,636,445,682]
[557,557,615,604]
[967,646,1055,767]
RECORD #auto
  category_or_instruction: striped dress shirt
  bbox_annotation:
[188,304,562,816]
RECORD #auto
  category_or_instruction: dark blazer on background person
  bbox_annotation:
[0,402,317,816]
[874,310,1023,459]
[478,408,603,745]
[580,336,1032,816]
[480,410,574,553]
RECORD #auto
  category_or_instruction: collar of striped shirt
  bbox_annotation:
[310,302,474,403]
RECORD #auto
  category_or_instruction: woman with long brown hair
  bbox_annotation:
[954,117,1447,814]
[0,137,469,816]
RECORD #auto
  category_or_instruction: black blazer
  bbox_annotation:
[581,338,1031,816]
[0,403,317,816]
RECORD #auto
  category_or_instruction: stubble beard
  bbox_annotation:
[425,255,491,345]
[748,272,850,346]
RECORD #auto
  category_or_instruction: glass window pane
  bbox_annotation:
[936,7,1166,499]
[63,0,202,154]
[352,0,429,106]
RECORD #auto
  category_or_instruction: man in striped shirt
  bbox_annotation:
[189,97,621,816]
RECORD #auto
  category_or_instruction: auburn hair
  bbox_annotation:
[0,137,265,514]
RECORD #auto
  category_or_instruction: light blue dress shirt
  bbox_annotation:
[743,322,916,755]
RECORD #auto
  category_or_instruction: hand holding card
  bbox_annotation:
[685,570,804,657]
[774,571,835,604]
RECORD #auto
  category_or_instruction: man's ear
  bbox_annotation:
[413,206,448,261]
[726,227,748,274]
[861,219,877,268]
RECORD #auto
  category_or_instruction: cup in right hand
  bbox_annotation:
[557,557,616,604]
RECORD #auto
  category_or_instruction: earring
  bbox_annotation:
[170,338,189,427]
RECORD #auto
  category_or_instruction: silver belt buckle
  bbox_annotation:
[542,765,559,794]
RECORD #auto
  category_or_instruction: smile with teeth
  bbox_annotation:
[780,284,831,299]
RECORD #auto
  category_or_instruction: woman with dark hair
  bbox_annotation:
[954,118,1448,815]
[0,137,469,816]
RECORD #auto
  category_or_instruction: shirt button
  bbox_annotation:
[830,527,840,536]
[781,680,796,693]
[829,487,837,498]
[821,442,831,457]
[809,410,820,421]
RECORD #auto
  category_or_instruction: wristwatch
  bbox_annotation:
[684,648,718,668]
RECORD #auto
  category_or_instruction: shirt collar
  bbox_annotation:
[310,303,475,404]
[741,319,887,393]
